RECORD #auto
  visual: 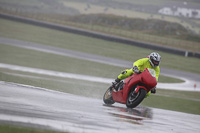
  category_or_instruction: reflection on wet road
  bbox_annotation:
[0,81,200,133]
[103,104,152,125]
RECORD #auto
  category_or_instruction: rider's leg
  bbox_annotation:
[145,91,151,98]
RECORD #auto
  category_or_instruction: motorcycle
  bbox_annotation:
[103,68,157,108]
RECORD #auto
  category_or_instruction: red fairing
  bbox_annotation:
[140,68,157,89]
[126,73,141,89]
[112,68,157,104]
[112,90,126,103]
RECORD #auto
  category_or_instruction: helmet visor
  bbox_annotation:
[153,60,159,66]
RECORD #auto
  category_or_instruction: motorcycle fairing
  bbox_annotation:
[112,73,141,104]
[111,68,157,105]
[112,90,126,103]
[134,86,147,93]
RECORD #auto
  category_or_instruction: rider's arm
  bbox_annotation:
[116,58,147,81]
[133,58,146,71]
[117,68,134,80]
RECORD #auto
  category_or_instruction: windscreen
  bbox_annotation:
[147,68,156,78]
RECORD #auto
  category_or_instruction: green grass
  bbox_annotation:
[0,18,199,74]
[0,43,184,83]
[0,70,109,99]
[0,124,65,133]
[158,75,184,83]
[0,0,41,5]
[142,94,200,115]
[142,89,200,115]
[0,43,123,79]
[156,89,200,100]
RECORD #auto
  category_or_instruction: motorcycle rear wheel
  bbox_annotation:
[126,88,147,108]
[103,87,115,105]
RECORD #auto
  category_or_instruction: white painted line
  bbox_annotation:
[0,63,112,83]
[0,63,199,91]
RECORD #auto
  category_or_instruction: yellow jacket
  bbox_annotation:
[117,58,160,81]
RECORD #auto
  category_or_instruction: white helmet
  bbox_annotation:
[149,52,161,68]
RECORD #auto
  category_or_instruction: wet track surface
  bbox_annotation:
[0,81,200,133]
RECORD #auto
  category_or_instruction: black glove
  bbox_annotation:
[115,78,121,83]
[151,87,156,94]
[133,66,140,74]
[112,78,121,89]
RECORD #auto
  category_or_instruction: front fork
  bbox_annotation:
[112,81,124,91]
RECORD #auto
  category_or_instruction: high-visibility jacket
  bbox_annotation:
[117,58,160,81]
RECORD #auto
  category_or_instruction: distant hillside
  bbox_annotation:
[62,0,200,35]
[67,0,200,15]
[0,0,199,35]
[68,14,200,40]
[0,0,80,15]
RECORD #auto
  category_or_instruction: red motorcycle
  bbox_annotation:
[103,68,157,108]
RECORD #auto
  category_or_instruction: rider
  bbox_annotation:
[114,52,161,97]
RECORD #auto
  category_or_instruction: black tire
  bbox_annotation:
[126,88,147,108]
[103,87,115,105]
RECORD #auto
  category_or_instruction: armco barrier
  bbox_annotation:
[0,13,199,58]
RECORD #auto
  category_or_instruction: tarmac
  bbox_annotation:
[0,81,200,133]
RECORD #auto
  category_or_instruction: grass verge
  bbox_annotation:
[142,94,200,115]
[0,124,64,133]
[0,43,183,83]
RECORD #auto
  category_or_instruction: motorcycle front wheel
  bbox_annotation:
[126,88,147,108]
[103,87,115,105]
